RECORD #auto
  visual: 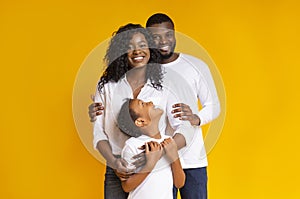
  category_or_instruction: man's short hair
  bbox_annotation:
[146,13,174,28]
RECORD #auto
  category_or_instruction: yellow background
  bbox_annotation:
[1,0,300,198]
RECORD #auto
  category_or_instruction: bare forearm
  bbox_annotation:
[171,159,185,188]
[172,133,186,150]
[121,167,151,192]
[96,140,116,167]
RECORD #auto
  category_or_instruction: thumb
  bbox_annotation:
[90,94,95,102]
[145,142,149,154]
[119,158,128,167]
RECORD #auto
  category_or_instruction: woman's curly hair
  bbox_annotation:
[98,23,163,92]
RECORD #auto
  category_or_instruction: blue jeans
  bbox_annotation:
[173,167,208,199]
[104,165,129,199]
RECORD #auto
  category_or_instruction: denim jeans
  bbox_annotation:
[104,165,129,199]
[173,167,208,199]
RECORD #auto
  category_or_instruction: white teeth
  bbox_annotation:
[133,57,143,60]
[160,46,169,51]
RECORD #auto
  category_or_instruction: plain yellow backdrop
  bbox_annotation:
[1,0,300,198]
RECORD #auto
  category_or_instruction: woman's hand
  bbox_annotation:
[113,158,135,181]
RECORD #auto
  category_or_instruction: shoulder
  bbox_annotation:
[124,137,144,148]
[180,53,207,67]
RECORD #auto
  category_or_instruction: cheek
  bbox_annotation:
[145,50,151,61]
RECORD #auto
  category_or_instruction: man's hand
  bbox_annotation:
[172,103,200,126]
[113,158,135,181]
[88,95,104,122]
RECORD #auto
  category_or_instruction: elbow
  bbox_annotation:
[174,174,186,189]
[211,102,221,120]
[174,178,185,189]
[121,182,132,193]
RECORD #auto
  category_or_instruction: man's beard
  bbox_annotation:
[160,41,176,60]
[161,51,174,60]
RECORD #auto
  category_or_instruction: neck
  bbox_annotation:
[161,52,179,64]
[142,123,161,139]
[126,66,146,83]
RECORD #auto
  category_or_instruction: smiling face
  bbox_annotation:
[129,99,163,127]
[147,22,176,61]
[127,32,151,68]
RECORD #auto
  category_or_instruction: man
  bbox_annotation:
[90,13,220,199]
[146,13,220,199]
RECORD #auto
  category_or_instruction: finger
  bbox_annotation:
[119,158,129,167]
[132,151,145,159]
[95,106,104,111]
[91,105,104,112]
[148,142,154,151]
[132,156,146,168]
[153,142,160,151]
[145,142,149,153]
[171,107,182,114]
[173,113,183,118]
[172,103,184,108]
[96,111,103,116]
[163,138,170,144]
[138,144,145,150]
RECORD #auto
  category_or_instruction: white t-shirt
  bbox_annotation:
[122,135,173,199]
[162,53,221,168]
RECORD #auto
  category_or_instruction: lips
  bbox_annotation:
[159,45,170,52]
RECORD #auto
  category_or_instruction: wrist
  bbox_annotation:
[144,161,155,172]
[110,157,119,169]
[193,114,201,126]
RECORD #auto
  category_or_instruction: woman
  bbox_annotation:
[93,23,190,199]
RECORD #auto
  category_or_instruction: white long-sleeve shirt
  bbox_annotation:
[93,73,194,155]
[162,53,220,168]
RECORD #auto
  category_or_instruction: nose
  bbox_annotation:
[159,36,167,44]
[132,47,142,54]
[147,101,153,105]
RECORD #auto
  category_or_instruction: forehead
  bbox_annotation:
[129,32,147,43]
[148,22,174,33]
[129,99,140,108]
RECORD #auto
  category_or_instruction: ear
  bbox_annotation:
[135,117,149,127]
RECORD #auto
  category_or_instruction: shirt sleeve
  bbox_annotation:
[121,140,138,170]
[195,60,221,126]
[93,85,108,149]
[164,87,195,147]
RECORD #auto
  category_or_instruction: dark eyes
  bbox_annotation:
[140,43,147,48]
[128,43,148,50]
[166,32,174,38]
[153,35,160,40]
